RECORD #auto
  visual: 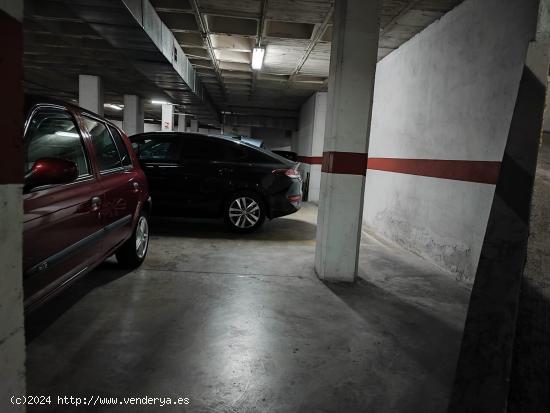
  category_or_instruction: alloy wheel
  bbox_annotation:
[228,197,261,229]
[135,216,149,259]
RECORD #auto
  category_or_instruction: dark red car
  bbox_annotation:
[23,98,151,311]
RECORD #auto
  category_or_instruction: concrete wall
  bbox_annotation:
[363,0,539,282]
[296,92,327,202]
[106,119,161,134]
[544,76,550,131]
[251,127,291,150]
[144,122,161,133]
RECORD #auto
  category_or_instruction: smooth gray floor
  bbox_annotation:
[26,203,471,412]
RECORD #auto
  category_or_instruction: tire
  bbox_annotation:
[116,210,149,268]
[224,191,266,233]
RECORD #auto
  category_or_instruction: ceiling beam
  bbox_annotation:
[189,0,227,102]
[380,0,423,36]
[288,4,333,82]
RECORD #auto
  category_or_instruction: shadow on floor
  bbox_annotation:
[150,216,317,242]
[326,277,463,389]
[25,261,133,343]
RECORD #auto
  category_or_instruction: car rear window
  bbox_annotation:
[182,138,224,161]
[132,135,182,163]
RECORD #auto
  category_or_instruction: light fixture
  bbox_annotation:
[151,100,171,105]
[251,47,265,70]
[104,103,123,111]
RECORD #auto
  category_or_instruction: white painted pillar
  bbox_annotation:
[177,114,187,132]
[0,0,26,408]
[309,92,327,202]
[314,0,381,282]
[190,119,199,132]
[161,104,174,132]
[123,94,144,136]
[78,74,103,116]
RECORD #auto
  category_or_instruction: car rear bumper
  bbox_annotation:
[269,178,302,219]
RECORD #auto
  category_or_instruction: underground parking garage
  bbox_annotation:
[1,0,550,411]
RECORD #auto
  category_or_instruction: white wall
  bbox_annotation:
[251,127,292,150]
[107,119,122,129]
[364,0,539,282]
[144,122,161,133]
[106,119,161,134]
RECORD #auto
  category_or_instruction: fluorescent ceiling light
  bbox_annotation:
[151,100,172,105]
[104,103,123,111]
[251,47,265,70]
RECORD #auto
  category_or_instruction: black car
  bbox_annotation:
[130,132,302,232]
[273,150,298,162]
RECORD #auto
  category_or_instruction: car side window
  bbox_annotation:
[182,138,224,161]
[108,126,132,167]
[243,147,276,164]
[133,136,182,162]
[222,142,248,162]
[24,108,90,177]
[84,117,122,172]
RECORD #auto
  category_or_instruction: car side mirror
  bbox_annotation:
[25,157,78,191]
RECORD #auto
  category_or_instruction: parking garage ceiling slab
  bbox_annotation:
[23,0,464,127]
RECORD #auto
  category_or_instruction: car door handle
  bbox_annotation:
[91,196,102,212]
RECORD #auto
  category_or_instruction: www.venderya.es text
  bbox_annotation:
[11,395,190,407]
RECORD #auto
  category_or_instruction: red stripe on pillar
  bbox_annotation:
[322,151,368,175]
[0,10,24,184]
[297,156,323,164]
[367,158,501,184]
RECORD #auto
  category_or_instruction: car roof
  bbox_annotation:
[131,131,258,150]
[24,94,122,131]
[130,131,296,166]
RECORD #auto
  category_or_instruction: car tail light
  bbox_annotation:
[272,168,301,179]
[287,194,302,207]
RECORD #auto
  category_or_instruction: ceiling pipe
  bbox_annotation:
[189,0,227,102]
[288,3,334,83]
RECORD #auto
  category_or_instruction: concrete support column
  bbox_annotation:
[314,0,381,282]
[78,74,103,116]
[296,92,327,202]
[449,6,549,409]
[177,114,187,132]
[123,94,144,136]
[161,104,174,132]
[190,119,199,132]
[0,1,26,409]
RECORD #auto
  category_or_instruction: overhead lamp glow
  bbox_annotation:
[104,103,123,111]
[151,100,171,105]
[251,47,265,70]
[55,131,79,138]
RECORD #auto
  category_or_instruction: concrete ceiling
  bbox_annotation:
[153,0,464,117]
[22,0,464,128]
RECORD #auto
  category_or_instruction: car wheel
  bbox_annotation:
[224,192,266,233]
[116,210,149,268]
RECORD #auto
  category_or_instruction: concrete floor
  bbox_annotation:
[26,203,471,412]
